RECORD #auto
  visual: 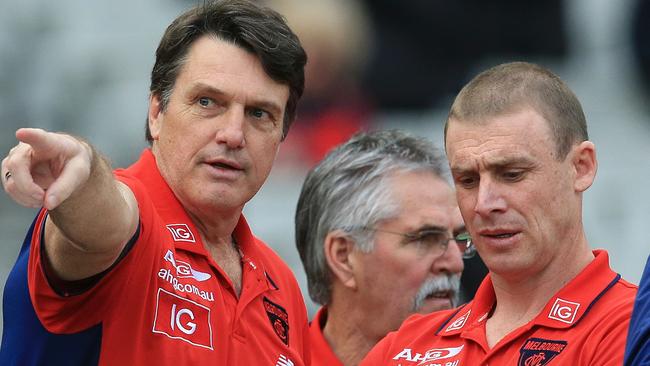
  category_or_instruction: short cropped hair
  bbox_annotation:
[146,0,306,141]
[445,62,588,159]
[295,130,446,305]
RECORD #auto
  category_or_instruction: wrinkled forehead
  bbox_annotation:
[383,171,457,224]
[445,109,554,170]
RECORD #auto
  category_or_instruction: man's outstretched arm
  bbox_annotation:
[2,127,139,281]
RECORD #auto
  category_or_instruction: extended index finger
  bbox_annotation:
[15,128,65,156]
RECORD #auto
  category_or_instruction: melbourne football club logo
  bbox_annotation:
[518,337,567,366]
[263,297,289,345]
[166,223,196,243]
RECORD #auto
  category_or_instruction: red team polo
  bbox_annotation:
[27,150,310,365]
[361,250,637,366]
[309,307,344,366]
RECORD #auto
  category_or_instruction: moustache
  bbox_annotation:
[412,273,461,312]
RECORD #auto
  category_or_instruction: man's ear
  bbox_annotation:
[148,93,164,141]
[323,230,358,290]
[572,141,597,193]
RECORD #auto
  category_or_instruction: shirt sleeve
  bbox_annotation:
[27,173,154,334]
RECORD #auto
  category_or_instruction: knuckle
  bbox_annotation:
[10,143,25,155]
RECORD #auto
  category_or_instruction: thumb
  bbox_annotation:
[43,150,92,210]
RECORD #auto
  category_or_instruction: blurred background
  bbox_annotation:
[1,0,649,332]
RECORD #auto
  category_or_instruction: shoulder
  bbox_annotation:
[114,168,150,202]
[600,275,638,310]
[396,307,461,335]
[583,251,638,314]
[615,277,639,293]
[361,307,461,365]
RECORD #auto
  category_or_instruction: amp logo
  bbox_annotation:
[548,298,580,324]
[152,288,213,350]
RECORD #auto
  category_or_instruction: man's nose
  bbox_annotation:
[215,107,245,149]
[432,239,464,276]
[473,177,506,217]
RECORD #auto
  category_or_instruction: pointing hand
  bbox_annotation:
[2,128,92,210]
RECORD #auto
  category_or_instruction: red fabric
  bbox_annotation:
[361,250,637,366]
[309,307,344,366]
[28,149,310,365]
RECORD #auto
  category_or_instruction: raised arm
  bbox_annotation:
[2,128,139,281]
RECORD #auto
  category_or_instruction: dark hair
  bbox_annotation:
[295,130,446,305]
[146,0,306,141]
[445,62,588,159]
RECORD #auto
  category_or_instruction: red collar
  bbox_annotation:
[438,250,619,336]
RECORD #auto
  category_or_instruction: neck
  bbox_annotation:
[493,238,593,310]
[324,297,380,366]
[186,207,242,247]
[485,234,594,347]
[187,208,244,297]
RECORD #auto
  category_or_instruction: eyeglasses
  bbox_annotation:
[357,227,476,259]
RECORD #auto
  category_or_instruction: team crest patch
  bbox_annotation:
[518,337,567,366]
[263,297,289,345]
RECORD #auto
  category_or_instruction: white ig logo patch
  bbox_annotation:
[548,298,580,324]
[171,304,196,335]
[166,224,196,242]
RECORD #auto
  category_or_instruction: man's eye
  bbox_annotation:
[249,108,270,120]
[198,97,214,107]
[456,175,477,188]
[502,170,524,181]
[412,232,445,247]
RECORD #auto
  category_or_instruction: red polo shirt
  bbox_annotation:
[28,149,310,365]
[361,250,637,366]
[309,307,344,366]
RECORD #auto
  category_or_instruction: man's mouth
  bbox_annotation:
[206,159,243,171]
[425,290,453,300]
[485,233,516,239]
[210,162,239,170]
[479,227,520,239]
